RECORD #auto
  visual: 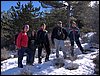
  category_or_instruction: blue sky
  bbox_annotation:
[1,1,51,12]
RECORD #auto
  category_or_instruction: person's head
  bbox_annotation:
[22,24,29,32]
[57,21,62,27]
[40,23,46,30]
[71,21,77,27]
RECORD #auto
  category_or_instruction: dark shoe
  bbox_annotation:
[38,61,42,64]
[18,65,23,68]
[56,55,59,58]
[26,63,33,65]
[64,56,67,59]
[82,51,88,54]
[38,58,42,64]
[71,52,74,57]
[45,58,49,62]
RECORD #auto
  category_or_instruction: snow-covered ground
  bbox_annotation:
[1,32,99,75]
[1,44,99,75]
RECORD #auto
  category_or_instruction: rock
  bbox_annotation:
[52,58,65,68]
[65,62,79,70]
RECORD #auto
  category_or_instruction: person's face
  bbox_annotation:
[41,25,46,30]
[24,26,29,32]
[58,23,62,27]
[43,25,46,30]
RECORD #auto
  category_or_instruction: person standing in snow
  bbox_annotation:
[68,21,87,56]
[51,21,68,59]
[16,25,33,68]
[27,28,37,65]
[37,23,51,63]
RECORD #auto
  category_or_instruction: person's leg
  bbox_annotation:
[38,44,43,63]
[18,47,26,68]
[70,40,74,56]
[44,44,51,61]
[54,39,60,58]
[75,40,87,54]
[32,46,37,64]
[26,48,33,65]
[60,40,67,59]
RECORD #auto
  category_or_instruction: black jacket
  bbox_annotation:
[36,29,50,46]
[28,31,37,49]
[68,27,80,42]
[51,26,68,44]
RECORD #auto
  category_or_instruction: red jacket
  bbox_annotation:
[16,31,28,49]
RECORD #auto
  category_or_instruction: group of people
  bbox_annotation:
[16,21,87,68]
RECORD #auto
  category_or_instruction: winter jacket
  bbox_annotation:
[51,26,68,44]
[28,31,37,50]
[16,31,28,49]
[68,27,80,42]
[37,29,50,46]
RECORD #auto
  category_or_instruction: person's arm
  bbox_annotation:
[62,28,68,40]
[16,32,22,49]
[45,31,50,46]
[76,27,80,37]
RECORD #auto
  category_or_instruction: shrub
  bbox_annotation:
[1,47,10,61]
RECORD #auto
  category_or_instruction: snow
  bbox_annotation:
[1,47,98,75]
[1,32,99,75]
[84,32,96,37]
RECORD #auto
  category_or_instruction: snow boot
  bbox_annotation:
[38,58,42,64]
[45,56,49,62]
[81,50,88,54]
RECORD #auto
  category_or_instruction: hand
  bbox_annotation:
[16,47,21,50]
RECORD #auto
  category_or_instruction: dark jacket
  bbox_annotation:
[68,27,80,42]
[37,29,50,46]
[28,31,37,50]
[51,26,68,44]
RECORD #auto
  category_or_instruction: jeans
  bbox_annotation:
[70,39,84,52]
[27,46,37,64]
[38,43,51,63]
[54,39,67,58]
[18,47,33,68]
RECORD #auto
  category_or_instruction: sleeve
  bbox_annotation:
[63,28,68,40]
[77,28,80,37]
[68,28,71,37]
[45,32,50,46]
[16,32,22,49]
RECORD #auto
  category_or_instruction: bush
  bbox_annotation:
[1,47,10,61]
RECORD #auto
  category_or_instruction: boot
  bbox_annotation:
[45,58,49,62]
[71,46,74,56]
[45,55,49,62]
[81,50,87,54]
[38,57,42,64]
[80,47,87,54]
